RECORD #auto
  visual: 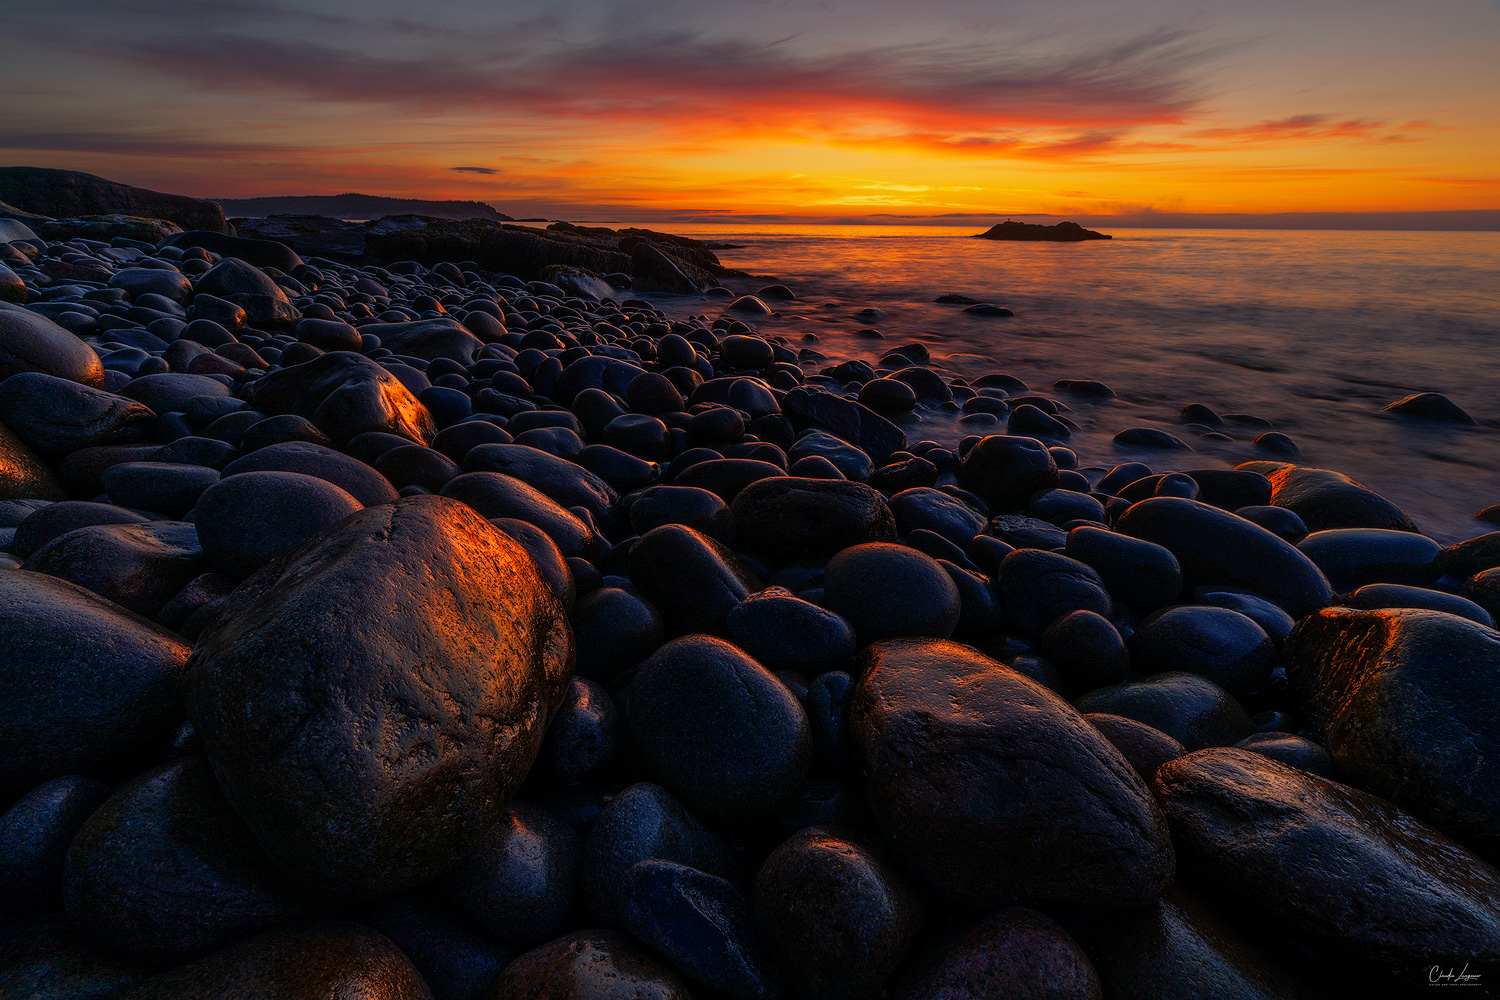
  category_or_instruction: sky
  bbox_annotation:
[1,0,1497,223]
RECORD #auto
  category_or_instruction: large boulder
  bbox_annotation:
[1154,748,1500,984]
[193,258,300,327]
[359,318,485,365]
[0,372,154,458]
[781,388,906,464]
[253,352,436,446]
[730,476,897,560]
[851,638,1174,909]
[0,302,106,387]
[1237,462,1419,532]
[0,420,66,501]
[159,230,301,270]
[185,495,574,895]
[0,570,192,797]
[0,167,227,232]
[1284,607,1500,854]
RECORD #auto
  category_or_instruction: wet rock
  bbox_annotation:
[0,915,145,1000]
[487,929,692,1000]
[0,302,105,387]
[1237,461,1419,532]
[194,258,301,327]
[571,587,665,686]
[10,500,147,559]
[996,548,1113,637]
[193,470,363,578]
[222,439,399,506]
[1462,568,1500,620]
[538,677,619,782]
[1234,731,1336,777]
[627,524,761,636]
[957,435,1058,511]
[1344,582,1494,627]
[363,317,485,365]
[581,782,736,927]
[64,757,308,962]
[443,801,580,946]
[0,420,67,501]
[732,477,896,560]
[727,587,857,674]
[1117,497,1334,616]
[441,472,595,559]
[363,892,514,1000]
[888,487,986,547]
[120,372,231,413]
[185,496,574,895]
[627,635,810,824]
[1083,713,1185,779]
[1381,391,1476,424]
[253,351,436,445]
[1,570,191,795]
[1130,606,1275,697]
[21,520,204,617]
[1064,525,1182,613]
[621,859,780,999]
[0,372,153,458]
[753,826,921,1000]
[1114,428,1191,450]
[1075,672,1255,751]
[1039,609,1130,694]
[463,443,617,529]
[674,458,783,502]
[906,906,1101,1000]
[0,775,110,911]
[492,518,576,613]
[108,922,430,1000]
[1154,747,1500,982]
[101,460,219,516]
[1234,504,1307,542]
[1296,527,1442,591]
[1285,607,1500,854]
[852,638,1174,909]
[630,485,734,545]
[1440,530,1500,579]
[823,542,960,645]
[781,387,905,463]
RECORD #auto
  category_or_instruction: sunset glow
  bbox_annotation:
[3,0,1497,222]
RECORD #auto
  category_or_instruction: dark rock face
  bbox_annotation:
[823,542,961,646]
[487,929,692,1000]
[0,570,191,797]
[442,801,580,946]
[22,520,205,617]
[1154,748,1500,981]
[570,587,666,687]
[627,524,761,636]
[0,420,67,500]
[186,496,574,895]
[620,859,779,1000]
[0,303,106,387]
[442,471,595,558]
[0,774,110,910]
[627,635,811,824]
[731,477,897,560]
[975,220,1111,241]
[906,906,1102,1000]
[1381,391,1477,424]
[193,470,363,578]
[752,827,921,1000]
[1075,885,1320,1000]
[108,922,432,1000]
[1084,713,1185,779]
[957,435,1058,511]
[1074,672,1255,751]
[1237,461,1419,532]
[253,351,437,445]
[63,758,308,962]
[1117,497,1334,616]
[888,487,987,547]
[1284,607,1500,854]
[851,638,1174,909]
[0,373,153,458]
[101,461,220,516]
[0,166,227,232]
[781,388,906,463]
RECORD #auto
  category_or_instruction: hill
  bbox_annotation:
[214,194,510,221]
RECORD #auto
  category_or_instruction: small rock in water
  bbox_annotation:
[1381,391,1477,424]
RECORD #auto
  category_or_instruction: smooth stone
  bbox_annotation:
[1296,527,1443,591]
[1130,606,1275,696]
[0,912,146,998]
[1074,672,1255,751]
[538,677,618,783]
[888,487,986,547]
[1234,731,1336,777]
[627,635,810,824]
[630,485,734,546]
[0,302,105,386]
[1154,747,1500,980]
[1344,583,1494,627]
[119,372,231,414]
[1440,530,1500,579]
[805,670,855,778]
[253,351,436,445]
[0,775,111,911]
[63,757,307,962]
[956,435,1058,511]
[852,638,1174,909]
[1064,525,1182,613]
[1083,712,1185,779]
[193,258,300,326]
[781,386,906,463]
[787,431,872,482]
[21,519,204,617]
[752,826,921,1000]
[1113,428,1191,450]
[1381,391,1476,424]
[1234,504,1308,542]
[627,524,761,636]
[443,801,580,947]
[486,929,692,1000]
[441,473,595,559]
[238,413,330,452]
[1193,589,1298,643]
[361,317,485,365]
[108,922,429,1000]
[580,782,736,927]
[0,421,67,500]
[1285,607,1500,854]
[9,500,147,559]
[570,586,666,687]
[193,470,363,578]
[823,542,960,646]
[0,372,153,458]
[731,477,897,561]
[906,906,1102,1000]
[620,859,780,1000]
[185,496,573,895]
[463,443,617,529]
[726,587,856,674]
[996,548,1113,637]
[155,435,238,469]
[1237,461,1419,532]
[101,460,219,516]
[0,570,191,796]
[1117,497,1334,616]
[1038,609,1130,694]
[363,892,514,1000]
[223,440,398,506]
[674,458,784,502]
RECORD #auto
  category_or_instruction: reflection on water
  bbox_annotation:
[611,224,1500,543]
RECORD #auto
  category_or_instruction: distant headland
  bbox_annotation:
[213,193,511,222]
[976,220,1112,241]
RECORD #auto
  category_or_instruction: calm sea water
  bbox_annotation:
[603,224,1500,543]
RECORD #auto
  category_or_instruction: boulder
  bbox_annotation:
[1284,607,1500,854]
[731,477,897,560]
[1236,462,1419,532]
[781,388,906,463]
[0,167,227,232]
[193,471,364,578]
[159,230,302,270]
[956,435,1058,511]
[0,420,66,501]
[193,258,300,327]
[253,351,436,445]
[360,317,485,365]
[627,524,761,636]
[21,520,205,617]
[0,373,154,458]
[185,496,574,895]
[221,440,399,507]
[0,302,105,387]
[906,907,1102,1000]
[487,930,692,1000]
[1074,672,1255,751]
[851,638,1174,909]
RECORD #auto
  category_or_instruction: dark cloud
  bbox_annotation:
[452,166,500,174]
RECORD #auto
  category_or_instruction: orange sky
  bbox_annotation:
[2,0,1497,222]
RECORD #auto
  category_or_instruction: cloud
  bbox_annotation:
[451,166,500,174]
[1189,114,1408,144]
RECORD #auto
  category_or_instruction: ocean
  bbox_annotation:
[605,223,1500,544]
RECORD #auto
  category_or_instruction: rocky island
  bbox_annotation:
[0,166,1496,1000]
[976,220,1112,241]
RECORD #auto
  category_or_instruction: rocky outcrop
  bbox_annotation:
[976,220,1112,241]
[0,167,227,233]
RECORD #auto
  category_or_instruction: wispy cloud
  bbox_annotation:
[451,166,500,174]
